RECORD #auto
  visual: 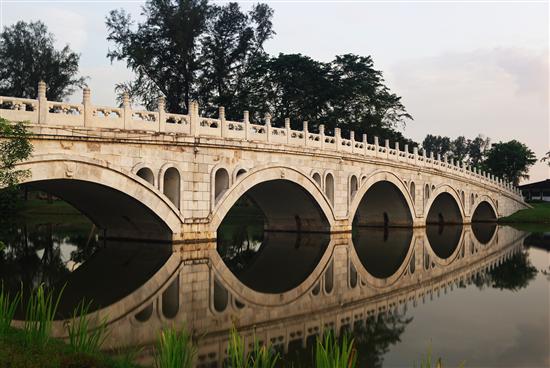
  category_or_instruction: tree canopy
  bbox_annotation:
[106,0,413,146]
[0,21,86,101]
[484,140,537,185]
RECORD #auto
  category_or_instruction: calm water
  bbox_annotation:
[1,203,548,367]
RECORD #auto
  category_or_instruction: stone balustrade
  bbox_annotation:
[0,81,522,199]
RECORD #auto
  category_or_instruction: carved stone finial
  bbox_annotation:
[38,80,46,99]
[123,92,130,107]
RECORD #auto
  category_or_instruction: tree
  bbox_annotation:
[541,151,550,167]
[467,134,491,168]
[106,0,274,114]
[451,136,469,162]
[0,21,86,101]
[484,140,536,185]
[0,118,32,190]
[421,134,452,157]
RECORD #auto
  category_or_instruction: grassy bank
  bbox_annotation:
[498,202,550,226]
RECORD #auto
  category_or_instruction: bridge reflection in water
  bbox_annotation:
[1,216,527,367]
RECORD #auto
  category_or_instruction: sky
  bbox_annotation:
[1,0,548,183]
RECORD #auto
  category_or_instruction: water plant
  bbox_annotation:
[66,299,108,354]
[314,331,357,368]
[0,283,20,335]
[226,326,279,368]
[23,283,64,347]
[154,327,196,368]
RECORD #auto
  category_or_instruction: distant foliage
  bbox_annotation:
[541,151,550,167]
[421,134,491,168]
[0,21,86,100]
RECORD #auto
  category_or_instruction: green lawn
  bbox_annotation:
[499,202,550,227]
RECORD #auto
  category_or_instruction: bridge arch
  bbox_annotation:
[210,166,336,233]
[424,185,465,225]
[16,155,183,241]
[471,196,498,221]
[349,171,416,227]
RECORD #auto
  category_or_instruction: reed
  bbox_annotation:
[23,284,64,347]
[154,327,196,368]
[66,300,108,354]
[226,326,279,368]
[314,331,357,368]
[0,284,20,335]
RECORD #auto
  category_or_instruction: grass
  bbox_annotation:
[227,326,280,368]
[499,202,550,225]
[0,285,139,368]
[314,331,357,368]
[67,300,109,354]
[154,328,196,368]
[23,284,65,347]
[0,283,20,334]
[413,346,465,368]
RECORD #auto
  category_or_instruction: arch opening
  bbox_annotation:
[426,192,463,225]
[163,167,181,210]
[472,201,497,223]
[215,168,230,202]
[236,168,247,179]
[136,167,154,185]
[23,179,173,241]
[353,181,413,227]
[410,181,416,204]
[325,173,335,205]
[312,172,322,187]
[350,175,359,200]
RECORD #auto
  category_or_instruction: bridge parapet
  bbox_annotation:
[0,82,522,200]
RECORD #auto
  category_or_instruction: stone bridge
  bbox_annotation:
[0,82,527,242]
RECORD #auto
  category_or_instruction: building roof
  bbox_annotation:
[519,179,550,190]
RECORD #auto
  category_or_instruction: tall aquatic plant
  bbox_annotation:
[154,328,196,368]
[23,283,64,347]
[315,331,357,368]
[226,326,279,368]
[66,300,108,354]
[0,284,20,335]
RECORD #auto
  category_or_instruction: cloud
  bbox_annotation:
[4,6,88,52]
[387,47,549,182]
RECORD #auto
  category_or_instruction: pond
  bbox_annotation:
[0,198,548,367]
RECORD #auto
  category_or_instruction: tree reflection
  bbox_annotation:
[354,312,413,368]
[0,219,101,295]
[474,249,537,291]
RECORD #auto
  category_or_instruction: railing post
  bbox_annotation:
[243,110,250,141]
[37,81,48,124]
[158,96,166,133]
[385,139,390,159]
[335,127,342,152]
[363,133,368,155]
[350,131,355,152]
[219,106,226,137]
[374,136,379,157]
[82,87,91,127]
[285,118,291,144]
[189,101,199,136]
[320,124,325,149]
[413,146,418,163]
[265,113,272,142]
[303,121,308,147]
[123,92,131,129]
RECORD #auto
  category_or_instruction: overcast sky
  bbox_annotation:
[1,0,548,183]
